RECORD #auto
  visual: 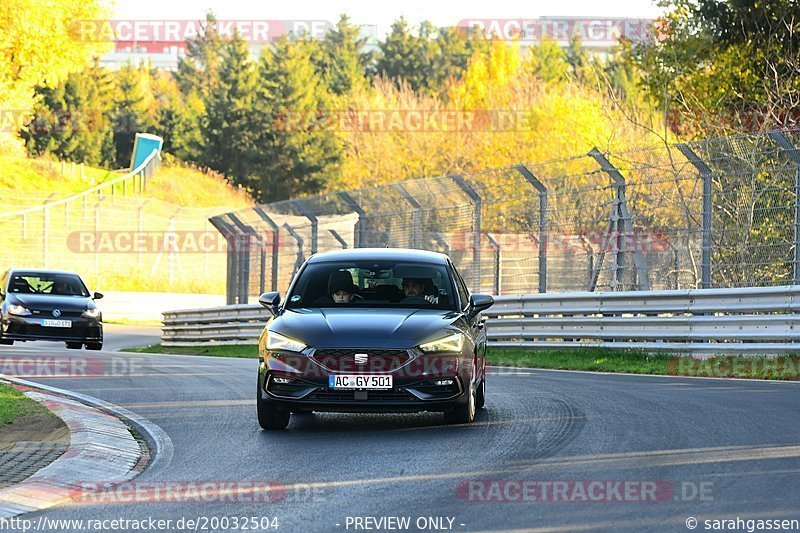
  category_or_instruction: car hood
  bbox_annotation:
[270,307,463,349]
[7,293,93,311]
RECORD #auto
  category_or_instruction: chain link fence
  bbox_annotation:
[0,152,234,294]
[213,129,800,304]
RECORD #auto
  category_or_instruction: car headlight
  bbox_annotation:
[8,304,31,316]
[267,331,306,352]
[82,308,101,319]
[419,332,464,353]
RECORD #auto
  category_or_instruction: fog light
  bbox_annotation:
[272,376,292,384]
[434,379,454,386]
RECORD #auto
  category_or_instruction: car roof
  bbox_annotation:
[7,268,83,277]
[307,248,450,265]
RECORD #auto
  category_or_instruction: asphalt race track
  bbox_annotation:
[4,330,800,532]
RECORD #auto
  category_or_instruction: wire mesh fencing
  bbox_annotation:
[213,128,800,304]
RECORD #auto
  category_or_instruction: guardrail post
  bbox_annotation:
[768,131,800,286]
[588,148,650,291]
[513,165,548,293]
[254,207,281,292]
[676,144,713,288]
[394,184,422,248]
[451,175,482,291]
[337,191,366,247]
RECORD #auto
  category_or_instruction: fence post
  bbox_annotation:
[329,229,348,248]
[451,175,482,291]
[676,143,713,288]
[293,200,318,255]
[42,194,54,267]
[513,165,548,293]
[254,207,280,292]
[394,184,422,248]
[338,191,366,247]
[485,233,501,295]
[768,131,800,286]
[588,148,651,291]
[227,213,254,304]
[209,216,238,305]
[283,223,305,278]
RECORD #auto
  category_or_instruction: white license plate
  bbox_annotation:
[42,319,71,328]
[329,374,392,390]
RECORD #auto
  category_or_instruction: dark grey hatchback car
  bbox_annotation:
[0,269,103,350]
[256,248,494,430]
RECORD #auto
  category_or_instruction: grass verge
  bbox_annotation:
[488,348,800,380]
[125,345,800,380]
[124,344,258,358]
[0,383,49,425]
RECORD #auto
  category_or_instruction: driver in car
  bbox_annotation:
[402,278,439,304]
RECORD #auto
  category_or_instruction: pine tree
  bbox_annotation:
[249,36,342,202]
[22,60,114,166]
[315,15,369,96]
[200,33,256,181]
[110,63,155,168]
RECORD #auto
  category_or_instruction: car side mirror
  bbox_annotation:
[468,294,494,319]
[259,292,281,315]
[93,292,104,300]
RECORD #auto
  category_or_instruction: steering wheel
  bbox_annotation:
[399,296,429,305]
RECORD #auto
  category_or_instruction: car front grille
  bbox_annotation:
[307,389,417,402]
[310,349,412,374]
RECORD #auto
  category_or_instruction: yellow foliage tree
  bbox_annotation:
[0,0,110,154]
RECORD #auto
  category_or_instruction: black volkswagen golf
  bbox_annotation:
[0,269,103,350]
[256,248,493,430]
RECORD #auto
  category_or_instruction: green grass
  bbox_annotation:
[0,383,49,425]
[124,344,258,358]
[123,344,800,381]
[487,348,800,380]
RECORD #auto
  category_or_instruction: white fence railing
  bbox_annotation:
[161,286,800,354]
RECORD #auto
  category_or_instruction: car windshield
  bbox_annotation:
[285,260,457,310]
[8,272,90,297]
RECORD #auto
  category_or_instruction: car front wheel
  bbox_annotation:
[85,342,102,350]
[444,380,476,424]
[66,342,82,350]
[257,380,290,430]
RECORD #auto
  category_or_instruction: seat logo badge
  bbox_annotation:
[52,309,61,317]
[354,353,368,365]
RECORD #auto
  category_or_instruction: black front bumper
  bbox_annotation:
[258,364,469,414]
[2,315,103,342]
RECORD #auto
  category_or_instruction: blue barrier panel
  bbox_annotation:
[130,133,163,170]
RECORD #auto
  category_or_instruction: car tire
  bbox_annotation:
[257,381,290,430]
[291,410,314,415]
[66,342,83,350]
[85,342,102,351]
[476,378,486,410]
[444,381,476,424]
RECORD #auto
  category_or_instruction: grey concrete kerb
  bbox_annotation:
[0,375,173,519]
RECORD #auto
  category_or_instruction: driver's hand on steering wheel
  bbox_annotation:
[424,294,439,304]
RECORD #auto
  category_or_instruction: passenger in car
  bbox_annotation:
[315,271,360,305]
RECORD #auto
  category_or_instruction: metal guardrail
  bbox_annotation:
[162,286,800,354]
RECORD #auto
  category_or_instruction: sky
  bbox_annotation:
[110,0,664,37]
